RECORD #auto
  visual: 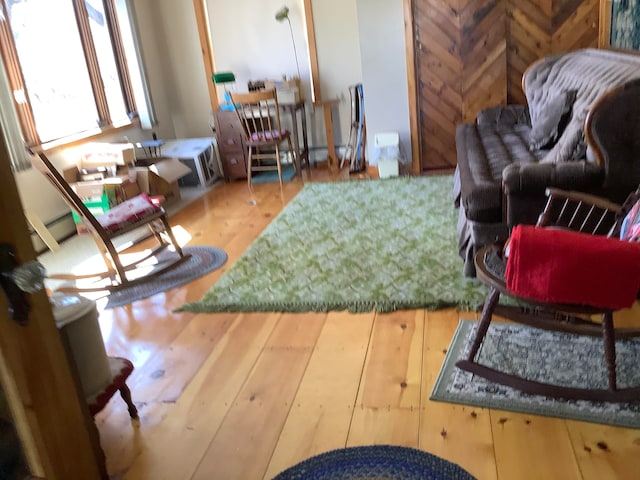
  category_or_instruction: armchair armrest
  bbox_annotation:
[502,162,605,226]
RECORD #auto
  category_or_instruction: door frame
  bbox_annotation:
[0,132,107,479]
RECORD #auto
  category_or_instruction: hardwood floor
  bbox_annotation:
[94,166,640,480]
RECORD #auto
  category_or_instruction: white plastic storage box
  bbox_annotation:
[373,132,400,178]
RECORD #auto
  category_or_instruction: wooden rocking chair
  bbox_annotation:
[33,152,190,293]
[458,187,640,402]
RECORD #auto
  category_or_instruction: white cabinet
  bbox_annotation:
[161,138,221,188]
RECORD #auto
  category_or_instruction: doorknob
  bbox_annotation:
[0,243,45,325]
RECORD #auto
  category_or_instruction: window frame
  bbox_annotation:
[0,0,139,153]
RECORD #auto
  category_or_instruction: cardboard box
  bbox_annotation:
[65,168,140,202]
[63,167,142,234]
[263,78,303,104]
[133,158,191,206]
[64,158,189,234]
[78,142,135,169]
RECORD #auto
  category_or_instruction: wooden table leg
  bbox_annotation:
[322,103,337,170]
[314,99,339,171]
[288,106,301,176]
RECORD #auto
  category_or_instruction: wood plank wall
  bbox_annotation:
[413,0,600,172]
[506,0,600,105]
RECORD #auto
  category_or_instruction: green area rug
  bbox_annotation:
[431,320,640,428]
[178,175,487,313]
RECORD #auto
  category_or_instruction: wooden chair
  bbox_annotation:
[458,187,640,402]
[230,89,295,200]
[32,152,190,293]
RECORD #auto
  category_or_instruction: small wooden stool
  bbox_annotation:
[87,357,138,418]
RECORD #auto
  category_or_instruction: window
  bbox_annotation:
[0,0,146,169]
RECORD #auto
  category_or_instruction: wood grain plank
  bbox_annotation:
[121,313,236,403]
[566,421,640,480]
[492,412,581,479]
[347,310,424,446]
[97,402,172,478]
[347,407,421,448]
[120,313,280,480]
[264,312,374,478]
[89,167,640,480]
[190,314,325,480]
[357,311,424,409]
[420,309,496,480]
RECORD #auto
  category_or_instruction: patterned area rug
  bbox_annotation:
[272,445,475,480]
[431,320,640,428]
[178,175,487,313]
[105,246,227,309]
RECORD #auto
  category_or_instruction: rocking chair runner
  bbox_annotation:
[458,187,640,402]
[33,152,190,293]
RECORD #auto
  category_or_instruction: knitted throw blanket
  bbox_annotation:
[524,49,640,163]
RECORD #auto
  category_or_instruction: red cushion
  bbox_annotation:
[505,225,640,309]
[96,193,160,233]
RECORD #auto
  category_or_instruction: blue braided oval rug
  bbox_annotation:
[105,246,227,309]
[272,445,475,480]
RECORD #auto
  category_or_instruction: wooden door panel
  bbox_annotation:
[414,0,506,172]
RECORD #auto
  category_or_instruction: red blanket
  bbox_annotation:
[505,225,640,309]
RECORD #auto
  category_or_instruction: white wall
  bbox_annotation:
[153,0,214,138]
[206,0,323,149]
[356,0,411,166]
[208,0,311,99]
[311,0,362,146]
[4,0,412,229]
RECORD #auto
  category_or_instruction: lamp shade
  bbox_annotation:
[212,72,236,84]
[275,6,289,22]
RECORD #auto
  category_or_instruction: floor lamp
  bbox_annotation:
[275,6,301,80]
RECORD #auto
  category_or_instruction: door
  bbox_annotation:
[0,132,107,478]
[412,0,507,173]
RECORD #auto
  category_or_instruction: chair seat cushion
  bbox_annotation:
[249,129,289,142]
[505,225,640,309]
[96,193,160,233]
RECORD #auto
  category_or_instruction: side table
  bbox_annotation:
[280,101,310,177]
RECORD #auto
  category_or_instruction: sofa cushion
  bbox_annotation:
[529,89,576,150]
